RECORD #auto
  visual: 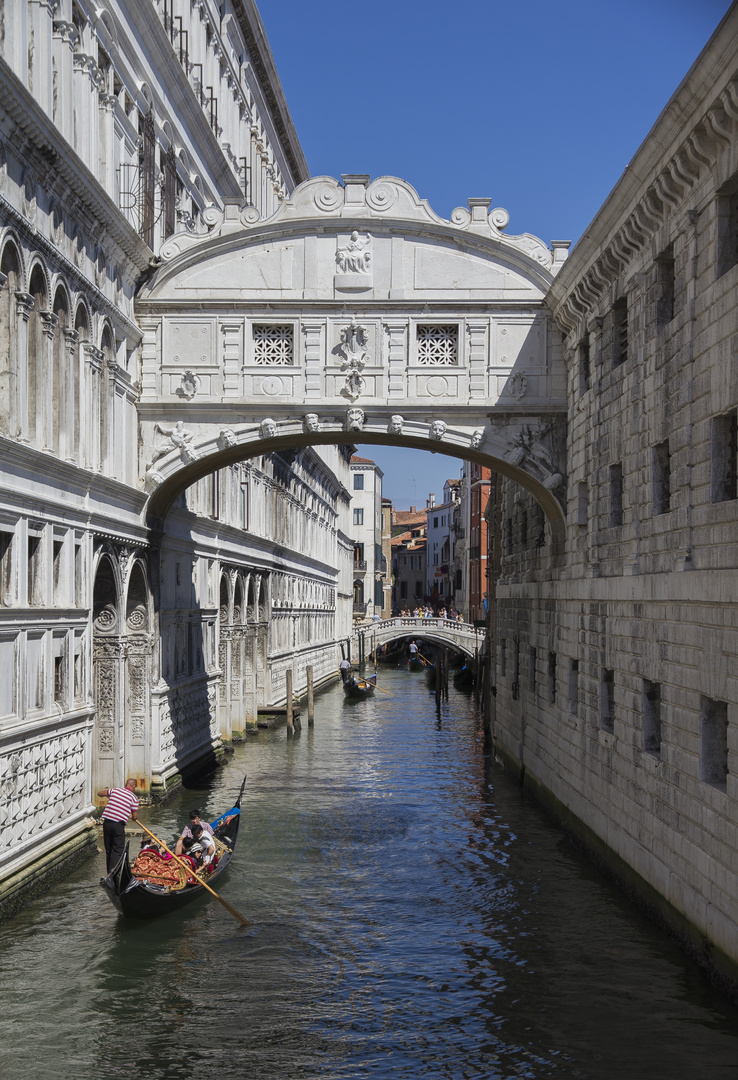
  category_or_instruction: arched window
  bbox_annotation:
[52,285,69,456]
[0,241,21,435]
[27,265,48,446]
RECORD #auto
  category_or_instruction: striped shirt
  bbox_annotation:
[101,787,139,822]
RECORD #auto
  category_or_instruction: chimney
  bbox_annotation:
[427,493,436,508]
[410,505,416,513]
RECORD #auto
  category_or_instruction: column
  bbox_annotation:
[61,328,78,461]
[14,292,33,442]
[39,311,58,451]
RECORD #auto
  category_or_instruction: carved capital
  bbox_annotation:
[40,311,59,339]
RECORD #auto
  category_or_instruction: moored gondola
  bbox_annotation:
[343,673,377,699]
[100,776,246,919]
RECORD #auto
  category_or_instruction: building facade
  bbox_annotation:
[349,454,385,621]
[491,7,738,988]
[0,0,352,915]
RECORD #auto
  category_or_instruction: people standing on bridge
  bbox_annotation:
[97,778,139,874]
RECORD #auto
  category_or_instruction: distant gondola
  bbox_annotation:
[453,664,475,691]
[407,656,425,672]
[100,776,246,919]
[343,673,377,699]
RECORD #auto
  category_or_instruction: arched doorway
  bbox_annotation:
[92,554,122,795]
[124,561,152,787]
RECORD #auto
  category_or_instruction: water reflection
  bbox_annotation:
[2,670,737,1080]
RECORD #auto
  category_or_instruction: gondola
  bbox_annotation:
[343,673,377,699]
[100,776,246,919]
[407,656,425,672]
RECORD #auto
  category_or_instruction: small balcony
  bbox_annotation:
[353,560,367,573]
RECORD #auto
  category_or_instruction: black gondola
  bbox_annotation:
[100,776,246,919]
[407,656,424,672]
[343,673,377,699]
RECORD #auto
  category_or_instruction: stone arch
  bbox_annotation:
[144,427,566,545]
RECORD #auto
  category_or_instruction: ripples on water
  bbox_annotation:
[3,670,738,1080]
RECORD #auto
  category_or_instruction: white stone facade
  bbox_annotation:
[0,0,350,914]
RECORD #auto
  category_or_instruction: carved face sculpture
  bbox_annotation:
[429,420,447,441]
[260,418,277,439]
[470,428,485,449]
[388,414,404,435]
[219,428,237,448]
[304,413,319,433]
[346,408,365,431]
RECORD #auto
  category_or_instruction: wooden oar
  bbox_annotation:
[417,652,434,667]
[138,822,250,927]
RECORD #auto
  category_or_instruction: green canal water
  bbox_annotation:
[2,668,738,1079]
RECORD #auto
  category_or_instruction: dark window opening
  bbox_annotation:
[701,696,728,787]
[643,680,662,756]
[601,668,615,733]
[609,463,623,527]
[612,296,628,367]
[656,247,675,326]
[711,410,738,502]
[652,441,671,515]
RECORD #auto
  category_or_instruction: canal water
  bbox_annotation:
[3,668,738,1080]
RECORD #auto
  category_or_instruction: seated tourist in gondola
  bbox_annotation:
[189,823,217,869]
[178,808,214,845]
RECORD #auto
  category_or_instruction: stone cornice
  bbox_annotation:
[231,0,309,189]
[546,5,738,337]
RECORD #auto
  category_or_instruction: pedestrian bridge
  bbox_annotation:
[136,174,569,538]
[352,617,486,660]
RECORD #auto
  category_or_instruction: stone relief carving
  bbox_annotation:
[336,231,372,274]
[303,413,320,432]
[503,422,565,493]
[429,419,447,441]
[507,372,528,400]
[260,417,277,438]
[175,370,200,399]
[388,414,404,434]
[218,428,237,449]
[149,421,199,467]
[345,408,365,432]
[470,428,485,449]
[337,318,369,400]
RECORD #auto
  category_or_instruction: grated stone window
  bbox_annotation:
[253,325,294,364]
[417,325,458,365]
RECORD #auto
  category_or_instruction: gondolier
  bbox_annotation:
[97,778,139,873]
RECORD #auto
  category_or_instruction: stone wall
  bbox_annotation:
[492,8,738,988]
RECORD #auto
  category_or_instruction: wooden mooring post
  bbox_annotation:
[443,648,450,700]
[435,653,442,711]
[307,665,314,726]
[286,668,294,735]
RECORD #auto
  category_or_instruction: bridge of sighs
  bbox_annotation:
[134,174,570,532]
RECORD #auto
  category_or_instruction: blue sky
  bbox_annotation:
[258,0,730,506]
